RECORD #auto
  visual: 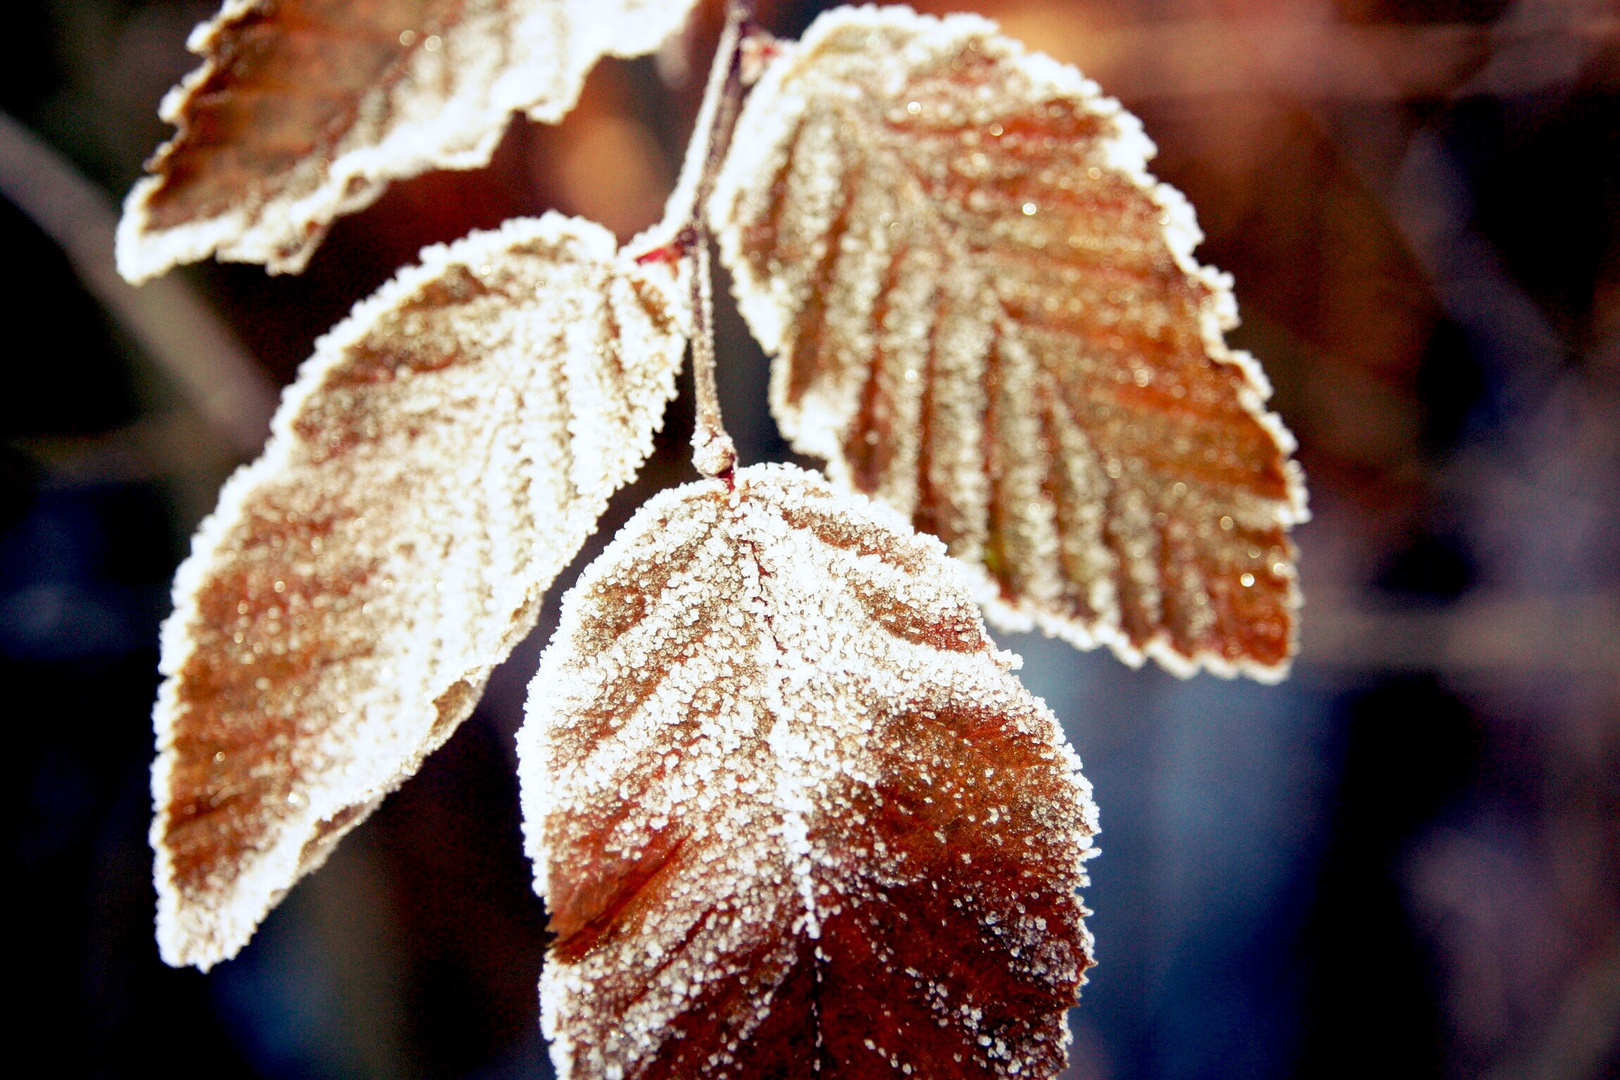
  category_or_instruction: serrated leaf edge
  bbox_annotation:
[710,4,1309,682]
[151,212,685,968]
[117,0,701,282]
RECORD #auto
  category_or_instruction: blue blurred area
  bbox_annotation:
[212,901,365,1080]
[0,487,171,660]
[1005,636,1337,1080]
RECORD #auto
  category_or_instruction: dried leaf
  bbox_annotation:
[711,7,1309,680]
[117,0,700,282]
[153,213,685,969]
[519,463,1096,1080]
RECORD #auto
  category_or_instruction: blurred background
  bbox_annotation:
[4,0,1618,1077]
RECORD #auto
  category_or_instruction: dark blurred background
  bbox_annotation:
[4,0,1618,1077]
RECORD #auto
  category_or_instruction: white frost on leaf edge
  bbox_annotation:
[517,463,1099,1079]
[151,212,686,969]
[709,4,1310,683]
[117,0,702,282]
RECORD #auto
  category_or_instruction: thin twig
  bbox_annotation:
[0,111,277,456]
[647,1,763,479]
[688,231,734,478]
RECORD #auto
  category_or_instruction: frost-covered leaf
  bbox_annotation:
[117,0,700,282]
[711,7,1309,680]
[519,463,1096,1080]
[153,213,685,969]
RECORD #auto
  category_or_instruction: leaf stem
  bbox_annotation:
[688,230,733,478]
[659,0,764,479]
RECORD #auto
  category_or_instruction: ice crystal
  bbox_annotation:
[711,7,1309,679]
[520,464,1097,1080]
[151,213,685,968]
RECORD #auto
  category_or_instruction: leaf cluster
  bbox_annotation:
[118,3,1306,1078]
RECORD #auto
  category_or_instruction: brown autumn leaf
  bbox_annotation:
[116,0,701,282]
[519,463,1096,1080]
[710,7,1309,680]
[153,213,686,969]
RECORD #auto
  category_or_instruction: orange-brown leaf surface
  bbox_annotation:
[711,7,1309,680]
[519,464,1096,1080]
[153,214,685,969]
[116,0,700,281]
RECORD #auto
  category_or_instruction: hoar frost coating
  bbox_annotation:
[152,213,685,969]
[521,464,1097,1080]
[711,5,1309,681]
[118,0,701,281]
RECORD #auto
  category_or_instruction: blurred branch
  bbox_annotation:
[0,111,276,456]
[994,7,1617,101]
[1302,591,1620,673]
[1389,129,1570,413]
[19,411,234,489]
